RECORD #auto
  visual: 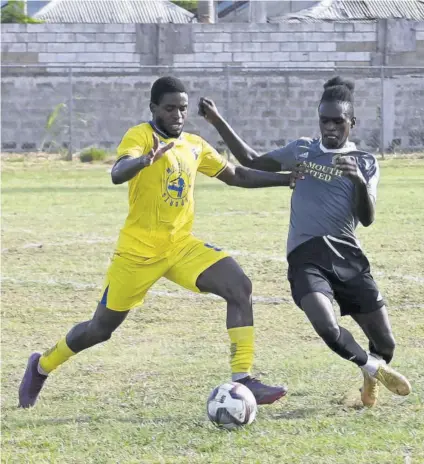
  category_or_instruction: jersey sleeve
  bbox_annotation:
[357,154,380,201]
[117,126,150,160]
[197,139,228,178]
[260,138,312,171]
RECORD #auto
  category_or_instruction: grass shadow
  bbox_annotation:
[2,414,175,429]
[268,407,322,420]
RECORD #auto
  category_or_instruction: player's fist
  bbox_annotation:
[198,97,221,125]
[335,155,364,184]
[143,133,174,166]
[289,163,306,190]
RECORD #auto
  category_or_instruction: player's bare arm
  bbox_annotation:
[216,162,304,189]
[198,97,281,173]
[335,155,375,226]
[111,133,174,184]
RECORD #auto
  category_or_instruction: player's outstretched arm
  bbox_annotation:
[199,98,281,172]
[217,163,304,189]
[111,155,151,184]
[111,134,173,184]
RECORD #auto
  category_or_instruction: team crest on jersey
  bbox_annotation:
[163,164,192,207]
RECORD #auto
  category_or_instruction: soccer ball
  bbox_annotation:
[207,382,257,430]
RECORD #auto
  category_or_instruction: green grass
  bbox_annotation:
[1,157,424,464]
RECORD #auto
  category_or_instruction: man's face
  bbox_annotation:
[318,101,355,149]
[150,92,188,138]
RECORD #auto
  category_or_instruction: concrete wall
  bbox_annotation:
[1,21,385,68]
[2,21,424,153]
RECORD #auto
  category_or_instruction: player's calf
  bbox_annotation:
[368,337,395,365]
[197,257,287,405]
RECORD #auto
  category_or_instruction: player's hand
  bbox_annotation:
[198,97,222,125]
[289,163,306,189]
[142,133,174,166]
[335,155,364,184]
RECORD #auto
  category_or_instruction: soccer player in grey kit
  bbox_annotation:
[199,76,411,407]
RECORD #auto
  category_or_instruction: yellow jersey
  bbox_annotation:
[115,122,228,259]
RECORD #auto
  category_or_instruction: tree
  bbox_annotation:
[1,0,43,23]
[172,1,198,14]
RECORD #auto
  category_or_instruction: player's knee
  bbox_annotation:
[224,273,252,304]
[316,324,340,345]
[239,274,253,299]
[87,320,114,344]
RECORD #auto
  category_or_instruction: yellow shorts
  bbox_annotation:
[100,236,229,311]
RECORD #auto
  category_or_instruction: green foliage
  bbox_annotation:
[45,103,66,131]
[171,0,198,14]
[79,147,108,163]
[40,102,89,160]
[39,103,67,153]
[1,0,43,23]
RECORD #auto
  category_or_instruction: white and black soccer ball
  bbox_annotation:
[207,382,257,430]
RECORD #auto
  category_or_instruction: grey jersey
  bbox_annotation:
[264,138,380,256]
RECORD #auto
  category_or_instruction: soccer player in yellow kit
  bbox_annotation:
[19,77,297,409]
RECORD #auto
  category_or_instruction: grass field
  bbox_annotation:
[1,155,424,464]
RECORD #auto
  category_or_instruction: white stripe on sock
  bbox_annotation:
[361,354,382,377]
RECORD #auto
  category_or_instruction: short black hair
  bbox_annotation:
[320,76,355,118]
[150,76,187,105]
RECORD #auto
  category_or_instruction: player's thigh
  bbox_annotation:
[287,264,339,336]
[164,237,230,293]
[333,272,385,317]
[195,256,252,299]
[100,253,167,311]
[288,264,334,310]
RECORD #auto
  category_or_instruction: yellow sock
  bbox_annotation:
[39,337,75,374]
[228,326,254,377]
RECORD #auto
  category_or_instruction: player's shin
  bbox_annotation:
[228,326,254,381]
[325,326,369,367]
[39,337,76,374]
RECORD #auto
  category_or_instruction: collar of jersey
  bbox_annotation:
[149,121,182,141]
[319,140,356,154]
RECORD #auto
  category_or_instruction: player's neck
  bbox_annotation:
[320,139,356,154]
[149,120,181,140]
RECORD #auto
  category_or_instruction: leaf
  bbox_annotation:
[45,103,67,130]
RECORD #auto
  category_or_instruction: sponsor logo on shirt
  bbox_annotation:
[300,160,344,183]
